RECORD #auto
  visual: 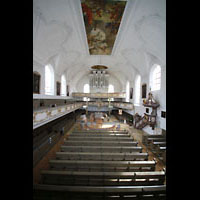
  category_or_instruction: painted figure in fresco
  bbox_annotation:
[96,8,103,18]
[82,3,93,26]
[88,25,108,54]
[110,3,124,21]
[81,0,126,55]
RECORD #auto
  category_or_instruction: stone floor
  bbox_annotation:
[33,114,166,184]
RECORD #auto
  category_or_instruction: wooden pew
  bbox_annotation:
[60,146,142,153]
[63,141,138,146]
[152,142,166,147]
[33,133,60,167]
[142,134,165,145]
[67,136,133,141]
[49,160,156,172]
[162,152,166,164]
[147,138,166,143]
[159,147,166,151]
[149,142,166,164]
[72,130,128,134]
[154,146,166,154]
[41,170,165,186]
[33,184,166,199]
[154,146,166,164]
[56,152,149,161]
[70,133,130,137]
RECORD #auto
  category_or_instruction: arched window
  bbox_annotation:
[108,84,114,101]
[135,75,141,105]
[61,75,66,96]
[83,84,90,101]
[126,81,130,102]
[45,64,54,95]
[150,64,161,91]
[108,84,114,93]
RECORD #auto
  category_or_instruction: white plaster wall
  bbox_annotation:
[151,65,166,130]
[109,76,122,92]
[33,60,72,97]
[133,64,166,133]
[76,75,89,93]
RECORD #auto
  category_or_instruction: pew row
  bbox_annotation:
[41,170,165,186]
[64,141,138,146]
[67,136,133,141]
[151,142,166,149]
[49,160,156,172]
[142,134,165,146]
[33,184,166,199]
[60,146,142,153]
[147,138,166,143]
[150,142,166,164]
[72,130,128,134]
[152,142,166,146]
[70,133,130,137]
[56,152,148,161]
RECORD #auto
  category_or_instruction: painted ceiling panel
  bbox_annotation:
[33,0,166,89]
[81,0,126,55]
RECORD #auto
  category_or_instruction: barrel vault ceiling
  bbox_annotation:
[33,0,166,88]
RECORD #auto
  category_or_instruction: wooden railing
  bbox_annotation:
[87,101,134,110]
[113,102,134,110]
[33,102,84,129]
[134,113,156,130]
[72,92,126,98]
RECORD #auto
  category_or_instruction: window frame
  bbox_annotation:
[126,81,130,102]
[33,71,41,94]
[45,64,55,95]
[134,75,141,105]
[83,83,90,101]
[61,75,67,96]
[150,64,161,91]
[108,84,114,101]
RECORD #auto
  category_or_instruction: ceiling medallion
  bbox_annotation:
[91,65,108,70]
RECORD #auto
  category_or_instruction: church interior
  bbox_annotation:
[33,0,166,199]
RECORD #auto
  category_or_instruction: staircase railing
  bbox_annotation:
[134,114,156,130]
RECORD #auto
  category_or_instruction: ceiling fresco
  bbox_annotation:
[81,0,127,55]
